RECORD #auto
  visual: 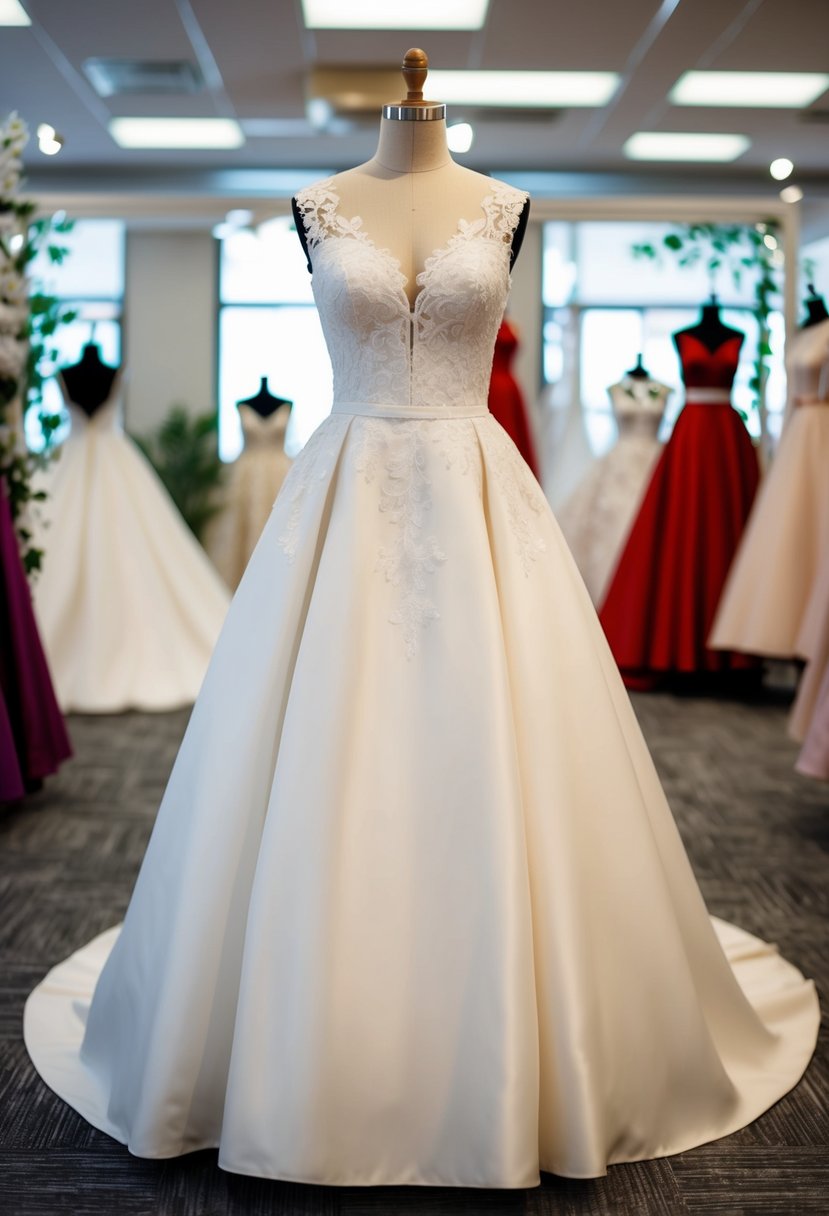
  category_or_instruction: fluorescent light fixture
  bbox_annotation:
[670,71,829,109]
[769,157,793,181]
[447,122,474,153]
[109,117,244,149]
[0,1,31,26]
[301,0,489,29]
[780,184,803,203]
[624,132,750,162]
[429,70,618,108]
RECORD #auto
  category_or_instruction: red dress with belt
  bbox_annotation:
[599,332,760,687]
[488,319,540,478]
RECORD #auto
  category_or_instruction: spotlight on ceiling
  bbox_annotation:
[447,122,474,153]
[37,123,64,155]
[779,184,803,204]
[769,157,794,181]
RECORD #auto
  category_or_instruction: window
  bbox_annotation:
[217,219,332,462]
[542,221,786,455]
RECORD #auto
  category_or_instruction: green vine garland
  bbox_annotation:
[632,222,782,433]
[0,112,75,574]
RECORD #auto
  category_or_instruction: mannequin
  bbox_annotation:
[675,294,743,353]
[59,342,119,418]
[292,49,528,294]
[625,353,650,379]
[803,283,829,328]
[237,377,291,419]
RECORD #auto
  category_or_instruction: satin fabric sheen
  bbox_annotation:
[23,180,818,1186]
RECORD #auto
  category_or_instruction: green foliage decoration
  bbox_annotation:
[133,406,226,542]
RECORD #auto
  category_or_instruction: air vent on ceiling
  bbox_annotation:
[83,59,204,97]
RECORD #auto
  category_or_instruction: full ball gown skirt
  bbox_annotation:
[0,475,71,801]
[790,556,829,780]
[205,404,293,590]
[600,396,760,684]
[31,380,231,713]
[24,179,818,1187]
[487,318,540,478]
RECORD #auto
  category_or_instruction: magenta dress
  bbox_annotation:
[0,477,71,801]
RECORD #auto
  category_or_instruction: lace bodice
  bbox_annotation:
[238,403,290,450]
[294,178,528,411]
[608,377,671,438]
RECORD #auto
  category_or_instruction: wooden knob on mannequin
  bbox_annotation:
[402,48,429,105]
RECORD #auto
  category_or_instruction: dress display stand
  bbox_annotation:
[487,318,540,477]
[31,344,230,713]
[206,379,294,590]
[0,475,71,802]
[23,56,817,1188]
[710,293,829,661]
[600,301,760,686]
[557,358,670,605]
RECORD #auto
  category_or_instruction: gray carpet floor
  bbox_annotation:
[0,694,826,1216]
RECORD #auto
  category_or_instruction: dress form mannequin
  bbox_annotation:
[292,49,528,297]
[59,343,119,417]
[675,295,743,354]
[238,377,291,420]
[803,283,829,329]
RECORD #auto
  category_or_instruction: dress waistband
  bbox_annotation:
[684,388,732,404]
[332,401,489,420]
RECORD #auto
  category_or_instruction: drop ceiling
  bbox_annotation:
[2,0,828,202]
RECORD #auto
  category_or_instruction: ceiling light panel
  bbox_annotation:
[429,71,619,108]
[624,132,750,162]
[0,0,30,25]
[301,0,489,29]
[671,72,829,109]
[109,117,244,149]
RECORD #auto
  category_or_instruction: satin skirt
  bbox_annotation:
[24,407,818,1186]
[205,444,294,591]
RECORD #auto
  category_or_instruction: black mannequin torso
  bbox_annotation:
[674,299,743,354]
[238,377,291,419]
[291,195,530,275]
[625,354,651,380]
[59,344,119,417]
[802,284,829,329]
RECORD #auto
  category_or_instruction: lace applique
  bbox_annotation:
[429,419,483,493]
[481,422,547,574]
[277,415,349,561]
[354,420,447,658]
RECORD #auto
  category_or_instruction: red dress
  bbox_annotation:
[488,319,540,478]
[599,332,759,687]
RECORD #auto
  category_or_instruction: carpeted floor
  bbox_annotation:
[0,694,826,1216]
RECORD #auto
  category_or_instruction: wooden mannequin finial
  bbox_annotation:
[402,48,429,105]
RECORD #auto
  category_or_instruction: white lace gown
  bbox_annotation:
[205,404,293,590]
[31,376,230,712]
[24,179,818,1187]
[557,376,670,605]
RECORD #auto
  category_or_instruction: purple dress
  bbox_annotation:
[0,477,71,801]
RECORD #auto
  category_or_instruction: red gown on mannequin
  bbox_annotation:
[599,332,759,688]
[488,318,540,478]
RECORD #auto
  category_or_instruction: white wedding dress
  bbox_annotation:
[24,178,818,1188]
[205,404,293,590]
[31,374,230,712]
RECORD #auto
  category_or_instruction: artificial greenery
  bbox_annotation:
[632,222,782,432]
[0,112,75,573]
[134,406,226,542]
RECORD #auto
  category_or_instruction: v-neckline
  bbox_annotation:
[318,180,502,316]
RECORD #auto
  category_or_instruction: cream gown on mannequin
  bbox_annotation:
[710,317,829,659]
[557,374,670,604]
[32,371,230,712]
[24,101,817,1186]
[206,403,293,590]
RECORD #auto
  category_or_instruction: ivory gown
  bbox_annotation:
[710,318,829,660]
[206,403,293,590]
[31,373,230,713]
[24,179,818,1187]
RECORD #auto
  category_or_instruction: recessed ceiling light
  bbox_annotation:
[0,1,31,27]
[780,184,803,203]
[447,122,474,153]
[624,132,750,162]
[109,117,244,149]
[769,157,794,181]
[301,0,489,28]
[429,70,619,108]
[670,71,829,109]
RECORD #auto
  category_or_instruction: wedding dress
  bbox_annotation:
[24,178,818,1187]
[31,373,230,712]
[205,404,293,590]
